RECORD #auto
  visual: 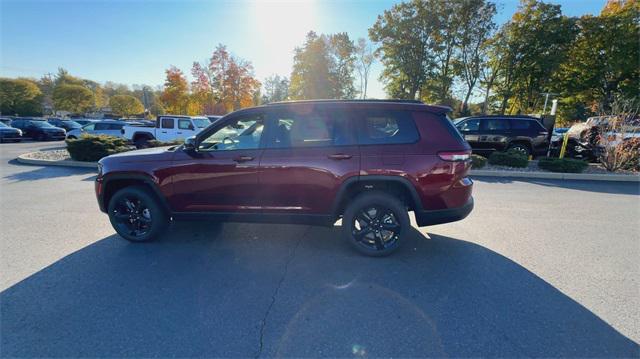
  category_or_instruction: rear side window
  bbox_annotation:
[511,119,532,130]
[161,118,174,129]
[358,111,419,145]
[483,119,510,131]
[108,123,124,130]
[12,120,23,128]
[268,110,354,148]
[94,123,110,130]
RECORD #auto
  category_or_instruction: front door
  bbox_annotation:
[259,106,360,215]
[156,117,178,142]
[457,118,481,151]
[169,112,266,212]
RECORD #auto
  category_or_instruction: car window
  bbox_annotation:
[358,111,419,145]
[83,123,96,131]
[94,123,111,130]
[12,120,23,128]
[458,119,480,132]
[198,114,264,151]
[178,119,192,130]
[484,119,510,131]
[108,123,124,130]
[268,110,353,148]
[161,118,174,129]
[511,119,531,130]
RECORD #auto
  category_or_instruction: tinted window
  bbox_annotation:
[484,119,510,131]
[161,118,174,129]
[511,119,531,130]
[269,110,353,148]
[108,123,124,130]
[83,124,95,131]
[94,123,111,130]
[458,119,480,131]
[12,120,24,128]
[358,111,419,145]
[199,114,264,151]
[178,119,192,130]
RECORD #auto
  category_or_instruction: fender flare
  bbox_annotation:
[101,173,171,213]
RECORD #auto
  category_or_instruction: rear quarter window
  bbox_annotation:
[357,111,419,145]
[511,119,532,130]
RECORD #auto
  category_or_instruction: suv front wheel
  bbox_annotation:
[107,186,168,242]
[342,192,410,257]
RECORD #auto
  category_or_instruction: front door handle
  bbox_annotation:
[328,153,352,160]
[233,155,254,162]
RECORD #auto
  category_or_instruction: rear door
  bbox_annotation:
[258,106,360,215]
[479,118,511,152]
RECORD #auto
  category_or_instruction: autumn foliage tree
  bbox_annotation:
[109,94,144,117]
[160,66,189,114]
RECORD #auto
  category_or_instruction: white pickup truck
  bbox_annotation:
[122,115,211,147]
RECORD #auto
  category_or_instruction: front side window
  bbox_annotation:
[511,119,531,130]
[83,124,96,131]
[178,119,192,130]
[161,118,174,129]
[358,112,419,145]
[94,123,110,131]
[198,114,264,151]
[269,110,353,148]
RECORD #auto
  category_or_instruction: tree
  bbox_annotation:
[52,84,94,113]
[160,66,189,114]
[262,74,289,103]
[355,38,375,99]
[109,94,144,117]
[554,0,639,121]
[490,0,576,114]
[454,0,497,115]
[0,78,43,116]
[327,33,357,99]
[54,68,84,87]
[369,1,436,99]
[290,31,335,99]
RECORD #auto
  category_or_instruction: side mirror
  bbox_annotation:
[183,136,197,151]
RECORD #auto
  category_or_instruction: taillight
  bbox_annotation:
[438,151,471,162]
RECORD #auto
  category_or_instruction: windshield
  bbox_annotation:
[0,122,8,128]
[192,118,210,128]
[64,121,82,129]
[30,121,55,128]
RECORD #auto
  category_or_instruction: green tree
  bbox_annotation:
[0,78,43,116]
[327,32,357,99]
[262,74,289,103]
[554,0,639,121]
[109,94,144,117]
[52,84,95,113]
[290,31,335,99]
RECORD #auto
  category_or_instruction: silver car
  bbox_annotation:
[66,120,137,139]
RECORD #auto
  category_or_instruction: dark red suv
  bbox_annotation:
[95,100,474,256]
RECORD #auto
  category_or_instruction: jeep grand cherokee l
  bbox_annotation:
[96,100,474,256]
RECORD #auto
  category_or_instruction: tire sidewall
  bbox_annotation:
[107,186,167,242]
[508,143,530,156]
[342,192,410,257]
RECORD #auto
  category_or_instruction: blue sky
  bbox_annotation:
[1,0,605,99]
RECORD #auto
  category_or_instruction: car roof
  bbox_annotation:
[464,115,540,121]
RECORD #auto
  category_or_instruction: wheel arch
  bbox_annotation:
[331,175,423,217]
[102,174,171,214]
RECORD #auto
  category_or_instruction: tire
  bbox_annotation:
[107,185,168,242]
[36,133,45,141]
[342,191,410,257]
[134,136,152,149]
[507,143,530,157]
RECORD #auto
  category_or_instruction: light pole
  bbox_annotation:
[541,92,559,115]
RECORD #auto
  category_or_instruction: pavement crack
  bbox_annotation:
[254,227,306,359]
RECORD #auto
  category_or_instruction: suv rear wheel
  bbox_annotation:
[507,143,530,157]
[342,192,409,257]
[107,186,168,242]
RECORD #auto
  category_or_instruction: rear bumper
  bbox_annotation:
[414,197,474,227]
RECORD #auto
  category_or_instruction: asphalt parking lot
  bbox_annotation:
[1,141,639,357]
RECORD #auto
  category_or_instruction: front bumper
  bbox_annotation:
[414,197,474,227]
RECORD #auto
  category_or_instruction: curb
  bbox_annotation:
[16,153,98,169]
[470,170,640,182]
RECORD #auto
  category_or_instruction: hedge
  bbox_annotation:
[146,139,184,148]
[488,149,528,168]
[471,154,487,169]
[537,157,589,173]
[66,135,131,162]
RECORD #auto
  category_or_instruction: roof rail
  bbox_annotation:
[265,99,425,106]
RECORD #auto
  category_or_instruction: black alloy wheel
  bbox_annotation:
[107,186,167,242]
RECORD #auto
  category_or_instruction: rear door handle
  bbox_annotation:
[233,155,254,162]
[328,153,352,160]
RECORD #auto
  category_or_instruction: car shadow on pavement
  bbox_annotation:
[1,222,638,358]
[474,176,640,195]
[3,161,96,182]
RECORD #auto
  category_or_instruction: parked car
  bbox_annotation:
[453,115,549,157]
[122,115,211,147]
[73,119,98,126]
[10,118,66,141]
[0,117,13,126]
[96,100,474,256]
[47,118,83,132]
[66,120,143,139]
[0,121,22,142]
